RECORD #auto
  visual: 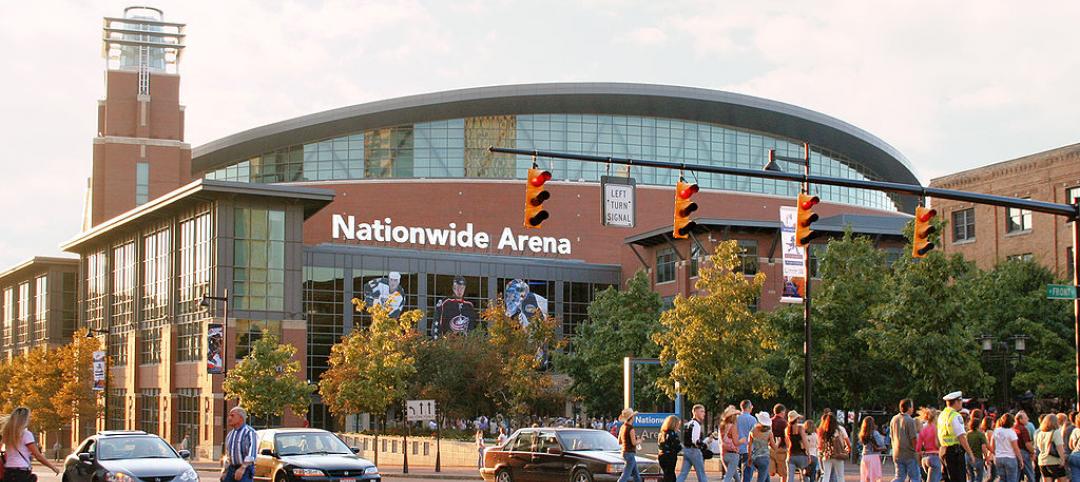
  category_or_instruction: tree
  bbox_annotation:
[481,302,565,418]
[865,248,991,402]
[410,332,498,425]
[223,329,316,423]
[555,270,665,416]
[319,303,422,427]
[769,231,907,410]
[653,240,777,409]
[962,259,1074,401]
[52,329,100,426]
[0,347,66,433]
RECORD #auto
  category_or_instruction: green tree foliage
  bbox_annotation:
[481,302,565,417]
[770,231,907,409]
[865,249,991,401]
[653,240,777,408]
[319,303,422,424]
[555,271,665,416]
[410,332,499,422]
[963,259,1073,400]
[224,329,316,421]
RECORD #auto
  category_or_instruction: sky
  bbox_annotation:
[1,0,1079,268]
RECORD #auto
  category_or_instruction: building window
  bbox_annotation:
[809,244,827,278]
[1067,186,1080,205]
[135,162,149,205]
[656,248,676,283]
[175,388,200,445]
[61,272,77,339]
[2,288,13,348]
[177,210,212,362]
[85,250,108,334]
[305,267,344,384]
[1005,203,1032,233]
[952,208,975,242]
[736,240,759,275]
[562,282,613,339]
[17,282,29,345]
[233,207,286,311]
[365,126,414,178]
[1006,253,1034,262]
[111,242,136,365]
[689,243,705,278]
[139,389,159,434]
[1068,247,1075,281]
[235,320,281,360]
[141,228,169,365]
[107,388,126,431]
[884,247,903,267]
[33,276,46,342]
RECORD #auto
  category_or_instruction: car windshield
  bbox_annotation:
[557,431,621,452]
[97,437,178,461]
[275,432,352,456]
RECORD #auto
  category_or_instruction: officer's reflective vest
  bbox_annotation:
[937,407,961,447]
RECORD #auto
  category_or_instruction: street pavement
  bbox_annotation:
[30,459,877,481]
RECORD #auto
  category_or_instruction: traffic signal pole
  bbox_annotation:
[489,145,1080,411]
[800,148,813,420]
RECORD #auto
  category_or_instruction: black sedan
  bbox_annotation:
[62,430,196,482]
[254,428,380,482]
[481,428,661,482]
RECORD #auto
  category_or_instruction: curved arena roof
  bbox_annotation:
[192,83,918,210]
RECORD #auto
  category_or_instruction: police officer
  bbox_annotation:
[938,391,976,482]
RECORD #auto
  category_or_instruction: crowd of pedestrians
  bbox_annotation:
[617,391,1080,482]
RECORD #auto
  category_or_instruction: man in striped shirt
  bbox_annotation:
[221,407,258,482]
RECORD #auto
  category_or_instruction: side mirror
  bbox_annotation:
[178,450,191,459]
[547,447,563,455]
[78,452,94,463]
[350,447,361,454]
[259,448,276,457]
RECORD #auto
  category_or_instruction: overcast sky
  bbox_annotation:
[2,0,1078,268]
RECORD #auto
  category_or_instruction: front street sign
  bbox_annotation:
[1047,284,1078,300]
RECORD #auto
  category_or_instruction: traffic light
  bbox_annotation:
[912,205,937,258]
[795,193,820,247]
[524,167,552,228]
[673,179,699,238]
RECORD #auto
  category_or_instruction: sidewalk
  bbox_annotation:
[191,460,483,480]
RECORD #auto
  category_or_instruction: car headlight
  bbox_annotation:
[106,472,135,482]
[606,463,625,474]
[179,469,199,481]
[363,466,379,475]
[291,468,326,477]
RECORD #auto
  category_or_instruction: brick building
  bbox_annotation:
[929,143,1080,278]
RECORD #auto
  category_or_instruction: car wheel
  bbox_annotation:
[274,471,288,482]
[495,468,513,482]
[571,468,594,482]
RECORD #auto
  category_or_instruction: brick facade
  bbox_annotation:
[929,143,1080,278]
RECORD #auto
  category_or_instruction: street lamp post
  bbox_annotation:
[201,290,230,455]
[86,328,109,429]
[979,334,1027,409]
[765,144,814,417]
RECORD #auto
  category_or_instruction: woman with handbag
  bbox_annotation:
[1,407,61,482]
[859,417,887,482]
[658,416,683,482]
[1035,414,1068,482]
[819,412,850,482]
[721,407,743,482]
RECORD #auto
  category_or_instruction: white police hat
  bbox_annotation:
[943,391,963,401]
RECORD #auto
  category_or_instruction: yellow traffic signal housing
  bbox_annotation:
[912,206,937,258]
[673,180,699,239]
[795,193,820,247]
[524,167,552,228]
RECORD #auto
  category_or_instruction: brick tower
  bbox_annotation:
[86,7,190,228]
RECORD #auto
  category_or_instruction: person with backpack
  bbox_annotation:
[1,407,61,482]
[819,412,851,482]
[1035,414,1067,482]
[677,404,709,482]
[659,415,683,482]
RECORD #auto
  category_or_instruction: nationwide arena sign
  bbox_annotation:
[331,214,573,255]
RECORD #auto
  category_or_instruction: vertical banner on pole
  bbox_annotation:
[92,351,106,391]
[780,206,807,303]
[207,323,224,374]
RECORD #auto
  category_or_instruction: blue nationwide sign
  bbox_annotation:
[634,412,674,428]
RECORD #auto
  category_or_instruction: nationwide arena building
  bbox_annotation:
[0,7,921,459]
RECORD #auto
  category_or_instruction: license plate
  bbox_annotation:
[340,478,355,482]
